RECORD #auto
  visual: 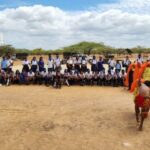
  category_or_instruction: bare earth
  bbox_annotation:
[0,86,150,150]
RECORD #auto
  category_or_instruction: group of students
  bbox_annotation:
[1,53,149,89]
[0,54,127,88]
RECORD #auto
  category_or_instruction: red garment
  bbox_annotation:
[135,95,144,107]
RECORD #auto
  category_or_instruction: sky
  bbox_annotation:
[0,0,150,49]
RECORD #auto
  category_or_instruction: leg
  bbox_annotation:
[135,104,140,123]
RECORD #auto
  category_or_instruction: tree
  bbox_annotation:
[0,45,15,56]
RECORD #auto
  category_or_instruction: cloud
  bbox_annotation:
[0,1,150,49]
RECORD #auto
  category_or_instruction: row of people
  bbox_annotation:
[0,68,126,88]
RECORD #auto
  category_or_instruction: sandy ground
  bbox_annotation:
[0,86,150,150]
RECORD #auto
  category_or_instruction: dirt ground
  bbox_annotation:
[0,86,150,150]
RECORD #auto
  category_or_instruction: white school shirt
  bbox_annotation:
[31,60,38,65]
[7,59,13,68]
[92,59,97,65]
[108,59,116,67]
[40,71,47,77]
[82,60,87,65]
[55,58,61,66]
[124,59,130,66]
[74,59,81,65]
[28,72,35,77]
[22,60,29,65]
[67,59,73,65]
[48,59,54,68]
[137,57,143,64]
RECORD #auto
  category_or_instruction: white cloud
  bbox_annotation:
[0,0,150,49]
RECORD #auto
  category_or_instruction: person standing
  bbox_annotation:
[91,56,98,73]
[81,56,87,72]
[1,56,7,72]
[38,57,45,72]
[22,57,30,72]
[123,56,131,72]
[74,56,81,73]
[108,57,116,71]
[97,56,104,72]
[47,54,54,72]
[31,57,38,73]
[136,54,144,64]
[115,60,122,73]
[55,54,61,71]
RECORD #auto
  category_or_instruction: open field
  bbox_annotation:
[0,86,150,150]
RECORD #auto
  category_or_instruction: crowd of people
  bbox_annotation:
[0,53,150,89]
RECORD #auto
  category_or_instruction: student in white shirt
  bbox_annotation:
[81,57,87,72]
[67,57,73,72]
[123,56,131,72]
[27,70,35,83]
[31,57,38,72]
[136,54,143,64]
[22,58,30,72]
[74,56,81,72]
[108,57,116,70]
[91,56,98,72]
[48,54,54,72]
[55,54,61,71]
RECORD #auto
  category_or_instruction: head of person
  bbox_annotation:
[16,70,20,74]
[33,57,36,61]
[122,70,125,74]
[56,54,59,59]
[138,54,141,58]
[93,56,96,59]
[2,56,6,60]
[7,55,11,59]
[99,56,102,60]
[126,56,129,59]
[39,57,43,61]
[49,54,52,59]
[24,57,27,61]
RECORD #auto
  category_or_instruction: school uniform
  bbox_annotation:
[39,71,47,84]
[97,60,104,72]
[91,59,98,72]
[99,71,105,86]
[55,58,61,71]
[115,63,121,73]
[38,60,45,72]
[54,71,62,88]
[31,60,38,72]
[45,71,53,86]
[67,58,73,72]
[74,59,81,72]
[123,59,131,72]
[22,60,30,72]
[1,59,7,72]
[81,60,87,72]
[48,58,54,72]
[108,59,116,70]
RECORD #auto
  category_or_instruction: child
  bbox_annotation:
[27,70,35,84]
[14,70,21,84]
[31,57,38,73]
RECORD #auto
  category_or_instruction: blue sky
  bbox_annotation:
[0,0,118,10]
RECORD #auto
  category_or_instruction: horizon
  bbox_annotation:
[0,0,150,49]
